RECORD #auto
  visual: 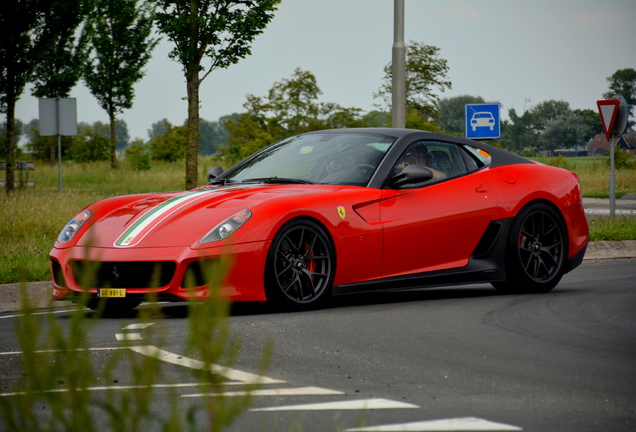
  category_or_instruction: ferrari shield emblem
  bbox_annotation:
[337,206,346,220]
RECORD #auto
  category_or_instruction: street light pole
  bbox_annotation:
[392,0,406,128]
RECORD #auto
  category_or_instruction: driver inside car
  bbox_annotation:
[397,144,446,181]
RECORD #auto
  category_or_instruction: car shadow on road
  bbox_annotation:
[230,283,501,316]
[80,284,504,319]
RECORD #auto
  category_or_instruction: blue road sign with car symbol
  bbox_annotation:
[465,103,500,139]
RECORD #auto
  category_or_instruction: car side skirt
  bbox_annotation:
[332,218,513,296]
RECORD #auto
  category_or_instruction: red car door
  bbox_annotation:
[380,173,498,278]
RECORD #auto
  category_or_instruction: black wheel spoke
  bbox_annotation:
[540,245,560,269]
[268,222,334,306]
[493,203,568,294]
[301,234,317,259]
[518,209,564,283]
[283,272,303,298]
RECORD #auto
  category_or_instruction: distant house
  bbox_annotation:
[587,133,636,156]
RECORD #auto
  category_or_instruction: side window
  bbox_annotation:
[391,141,469,188]
[463,145,491,172]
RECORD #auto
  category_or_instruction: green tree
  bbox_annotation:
[23,119,52,161]
[148,118,172,140]
[572,108,603,141]
[500,108,536,153]
[124,138,151,170]
[25,120,127,162]
[67,123,111,162]
[221,68,365,165]
[30,1,89,99]
[154,0,280,190]
[1,0,86,193]
[362,111,391,127]
[0,121,23,159]
[199,117,230,155]
[500,100,572,153]
[404,107,442,132]
[83,0,159,169]
[24,118,77,162]
[528,100,571,132]
[30,0,90,166]
[266,68,325,133]
[436,95,485,135]
[539,112,596,151]
[604,68,636,131]
[375,41,451,121]
[148,121,188,162]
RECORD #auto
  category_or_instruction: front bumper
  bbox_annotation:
[50,240,271,303]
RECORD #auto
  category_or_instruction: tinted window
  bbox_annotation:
[390,141,469,188]
[221,132,396,186]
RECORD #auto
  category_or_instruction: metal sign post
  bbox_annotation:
[38,98,78,193]
[597,94,628,217]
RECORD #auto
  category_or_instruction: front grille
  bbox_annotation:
[71,260,176,289]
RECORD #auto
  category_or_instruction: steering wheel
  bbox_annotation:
[354,164,376,178]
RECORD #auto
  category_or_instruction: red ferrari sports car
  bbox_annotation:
[50,128,588,311]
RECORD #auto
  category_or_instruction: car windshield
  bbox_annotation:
[220,132,396,186]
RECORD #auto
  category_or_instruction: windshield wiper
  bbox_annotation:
[240,177,316,185]
[209,178,241,186]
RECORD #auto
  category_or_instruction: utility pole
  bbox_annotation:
[392,0,406,128]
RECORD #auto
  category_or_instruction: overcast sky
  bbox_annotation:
[15,0,636,141]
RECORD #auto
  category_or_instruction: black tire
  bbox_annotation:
[265,219,335,309]
[493,202,567,294]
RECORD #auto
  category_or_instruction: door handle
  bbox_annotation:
[475,184,488,193]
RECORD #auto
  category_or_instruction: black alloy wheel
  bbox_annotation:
[265,219,334,308]
[493,202,567,293]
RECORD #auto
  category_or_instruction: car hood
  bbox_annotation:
[76,184,347,248]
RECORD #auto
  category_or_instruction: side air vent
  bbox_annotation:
[182,259,220,288]
[472,222,502,257]
[51,259,66,288]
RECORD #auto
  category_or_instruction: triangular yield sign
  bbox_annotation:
[597,99,620,140]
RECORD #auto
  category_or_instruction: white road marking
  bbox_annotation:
[0,382,209,398]
[0,347,127,356]
[122,323,154,330]
[116,333,143,341]
[0,308,81,319]
[182,386,343,398]
[251,398,419,411]
[344,416,522,431]
[129,345,285,384]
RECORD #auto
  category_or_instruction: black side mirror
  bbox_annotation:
[391,164,434,188]
[207,166,224,182]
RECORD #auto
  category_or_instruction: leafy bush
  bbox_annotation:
[547,154,572,170]
[148,123,187,162]
[607,148,636,170]
[124,139,151,171]
[67,124,110,163]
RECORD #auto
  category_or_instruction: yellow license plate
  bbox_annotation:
[98,288,126,298]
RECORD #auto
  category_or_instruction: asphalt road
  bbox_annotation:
[1,258,635,431]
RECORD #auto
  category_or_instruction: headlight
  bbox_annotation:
[57,210,92,243]
[199,210,252,243]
